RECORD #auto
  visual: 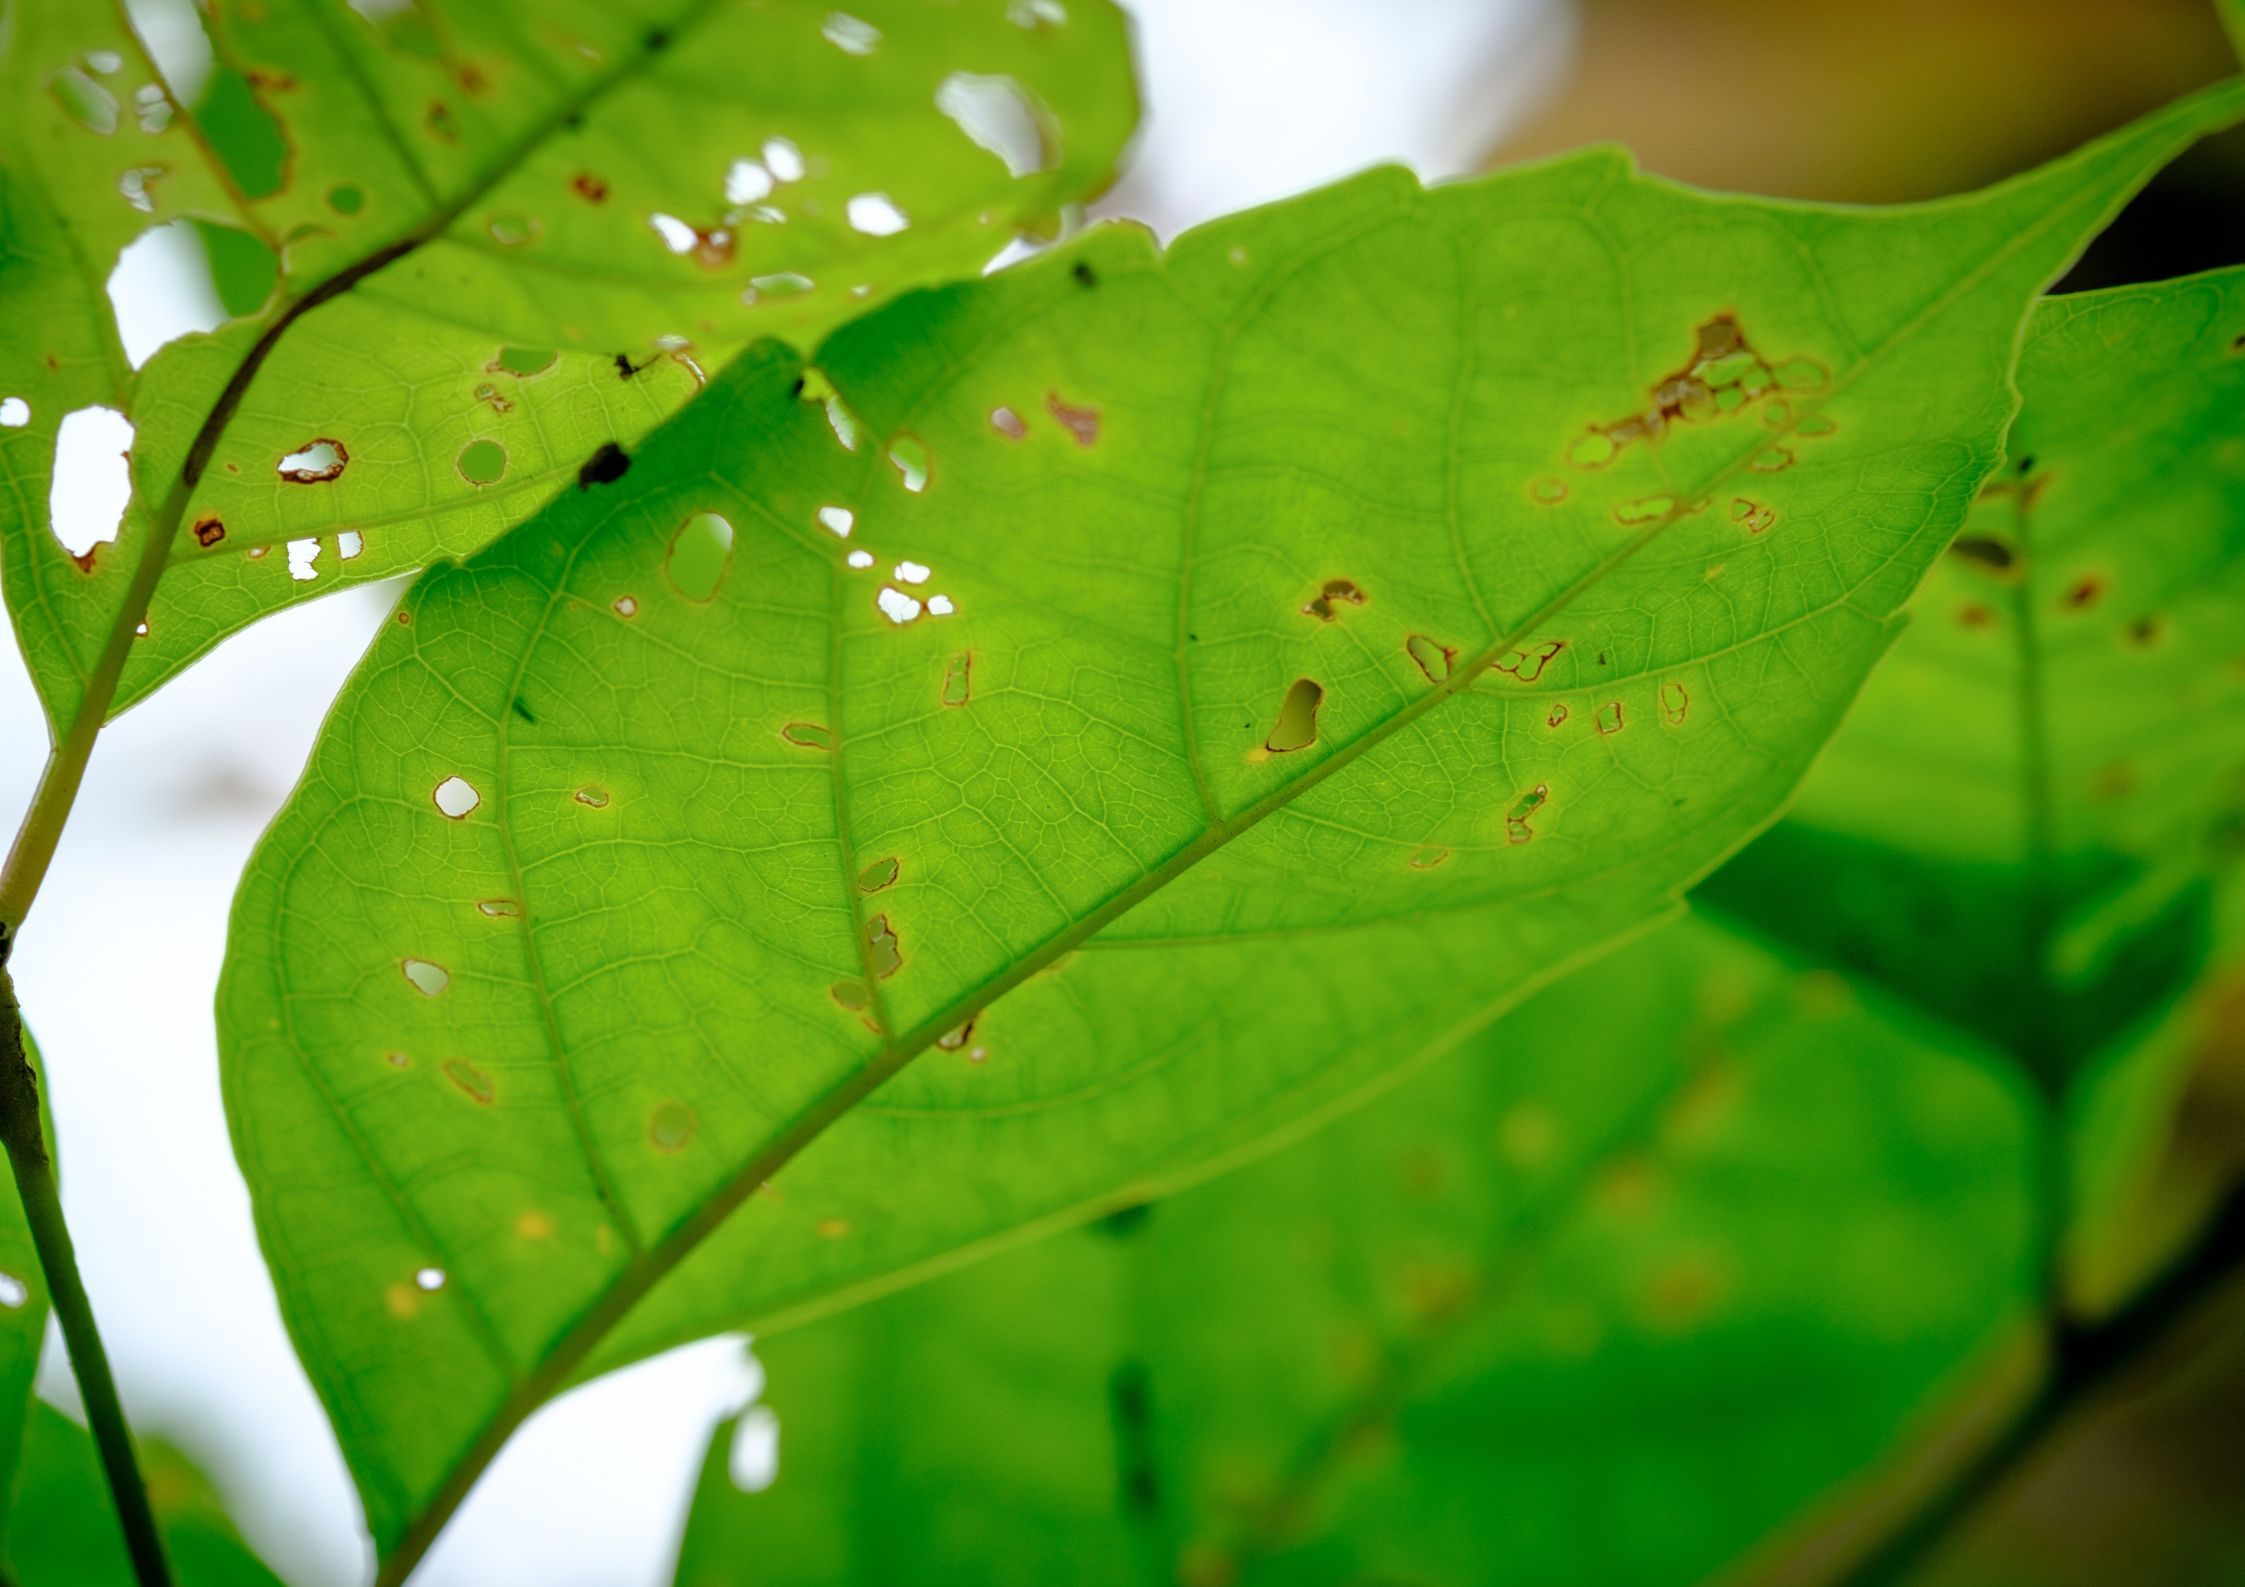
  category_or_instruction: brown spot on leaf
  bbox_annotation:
[1044,390,1100,447]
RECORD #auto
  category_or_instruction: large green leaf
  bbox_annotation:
[1700,266,2245,1303]
[1,0,1136,732]
[216,89,2242,1571]
[4,1403,286,1587]
[672,913,2040,1587]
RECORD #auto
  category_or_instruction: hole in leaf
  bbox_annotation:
[432,776,480,819]
[455,438,507,486]
[888,434,929,492]
[724,159,771,204]
[666,511,734,602]
[51,67,120,134]
[762,137,805,182]
[781,722,836,751]
[0,397,27,427]
[328,183,366,214]
[613,595,638,618]
[942,652,972,707]
[816,505,854,537]
[846,549,875,569]
[401,958,451,996]
[1303,578,1366,622]
[822,12,881,53]
[573,785,611,808]
[1596,701,1625,735]
[488,213,538,246]
[1506,783,1548,844]
[876,586,922,624]
[1493,641,1565,684]
[846,193,908,235]
[864,914,903,978]
[490,346,556,377]
[1405,634,1453,683]
[935,72,1052,177]
[50,406,133,565]
[1661,682,1690,725]
[0,1273,26,1310]
[278,438,348,483]
[858,857,900,893]
[415,1266,446,1292]
[1264,678,1323,754]
[990,406,1027,440]
[746,270,813,301]
[286,537,322,581]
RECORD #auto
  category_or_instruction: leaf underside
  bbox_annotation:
[680,267,2245,1587]
[679,911,2039,1587]
[215,85,2245,1561]
[1,0,1136,733]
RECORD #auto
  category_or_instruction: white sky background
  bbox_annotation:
[0,3,1561,1582]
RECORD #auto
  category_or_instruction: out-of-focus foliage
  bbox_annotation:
[1704,266,2245,1310]
[0,0,1137,732]
[214,85,2240,1575]
[675,912,2042,1587]
[5,1404,283,1587]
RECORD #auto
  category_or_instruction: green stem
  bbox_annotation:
[0,955,174,1587]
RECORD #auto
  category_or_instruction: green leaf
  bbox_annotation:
[1,0,1137,732]
[4,1403,285,1587]
[1700,266,2245,1300]
[216,88,2241,1571]
[673,913,2040,1587]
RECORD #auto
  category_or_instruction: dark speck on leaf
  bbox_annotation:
[1950,534,2017,572]
[645,27,670,50]
[577,442,630,489]
[1072,260,1096,287]
[789,376,806,397]
[511,697,536,724]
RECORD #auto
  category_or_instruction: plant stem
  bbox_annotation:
[1833,1180,2245,1587]
[0,955,174,1587]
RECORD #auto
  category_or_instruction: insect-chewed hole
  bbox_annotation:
[888,435,930,493]
[456,438,507,485]
[278,438,348,483]
[432,775,481,819]
[401,958,451,996]
[935,71,1052,177]
[1264,678,1323,754]
[846,193,909,235]
[666,511,735,602]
